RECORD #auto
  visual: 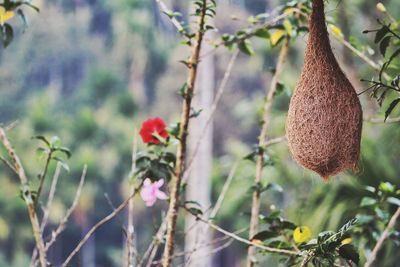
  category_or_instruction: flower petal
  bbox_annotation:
[155,190,168,200]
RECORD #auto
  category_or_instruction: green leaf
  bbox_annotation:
[1,24,14,48]
[360,197,377,207]
[238,39,254,56]
[32,135,50,147]
[17,9,28,32]
[379,36,391,57]
[188,207,203,216]
[379,181,396,193]
[387,197,400,206]
[50,136,61,148]
[36,147,49,159]
[56,147,71,158]
[385,98,400,122]
[254,28,270,39]
[375,25,389,43]
[262,183,283,193]
[251,230,280,241]
[338,244,359,265]
[52,157,70,172]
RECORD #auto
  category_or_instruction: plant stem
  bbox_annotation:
[0,128,47,267]
[246,38,290,267]
[162,1,208,266]
[126,134,138,267]
[364,207,400,267]
[35,151,52,207]
[62,181,141,267]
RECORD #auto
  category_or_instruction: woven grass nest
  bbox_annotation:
[286,0,363,180]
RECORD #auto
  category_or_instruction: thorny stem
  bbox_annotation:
[246,37,290,267]
[0,128,48,267]
[162,0,208,266]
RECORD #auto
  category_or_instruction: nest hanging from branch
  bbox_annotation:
[286,0,363,180]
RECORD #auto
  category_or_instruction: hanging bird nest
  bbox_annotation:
[286,0,363,180]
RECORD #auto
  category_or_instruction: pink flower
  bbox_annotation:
[140,178,168,207]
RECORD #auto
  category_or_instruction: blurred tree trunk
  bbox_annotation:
[184,1,215,264]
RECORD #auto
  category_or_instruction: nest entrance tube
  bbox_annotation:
[286,0,363,180]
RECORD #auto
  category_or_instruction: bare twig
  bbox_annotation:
[138,212,169,267]
[247,37,290,267]
[364,116,400,124]
[184,206,299,256]
[162,1,209,266]
[44,165,87,252]
[127,132,138,267]
[364,207,400,267]
[300,252,313,267]
[61,180,142,267]
[0,128,47,267]
[40,163,62,232]
[0,154,17,173]
[183,50,239,182]
[30,163,62,267]
[209,160,239,219]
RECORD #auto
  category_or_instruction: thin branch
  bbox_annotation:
[127,132,138,267]
[162,1,209,266]
[156,0,184,33]
[0,154,17,173]
[40,163,62,232]
[61,180,142,267]
[44,165,87,252]
[35,151,53,207]
[183,50,239,182]
[365,116,400,123]
[300,252,313,267]
[209,160,239,219]
[247,37,290,267]
[184,206,299,256]
[138,212,169,267]
[364,207,400,267]
[0,128,48,267]
[30,163,62,267]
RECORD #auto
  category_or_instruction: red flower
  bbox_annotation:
[139,117,169,144]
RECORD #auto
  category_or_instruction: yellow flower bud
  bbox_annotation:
[293,226,312,243]
[376,3,387,13]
